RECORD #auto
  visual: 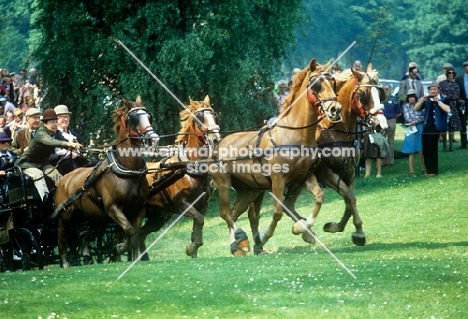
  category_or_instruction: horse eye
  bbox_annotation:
[359,92,370,105]
[196,112,204,123]
[128,113,140,127]
[311,79,322,92]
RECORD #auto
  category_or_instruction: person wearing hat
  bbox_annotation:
[436,63,454,83]
[381,84,402,167]
[0,126,17,176]
[401,89,425,176]
[454,61,468,149]
[414,82,451,177]
[15,109,82,201]
[439,67,462,152]
[50,104,88,174]
[9,108,41,156]
[8,108,25,132]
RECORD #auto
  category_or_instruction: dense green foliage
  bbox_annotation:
[2,0,467,143]
[31,0,304,143]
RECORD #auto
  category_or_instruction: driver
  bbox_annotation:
[15,109,82,202]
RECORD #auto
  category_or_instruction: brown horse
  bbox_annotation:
[54,96,159,268]
[282,64,387,247]
[139,95,221,259]
[209,58,342,255]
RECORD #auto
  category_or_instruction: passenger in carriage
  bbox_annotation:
[14,109,82,201]
[9,107,41,156]
[0,127,17,203]
[49,104,88,174]
[0,127,16,174]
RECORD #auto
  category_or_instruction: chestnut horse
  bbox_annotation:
[54,97,159,268]
[281,64,387,247]
[209,59,342,255]
[139,95,221,259]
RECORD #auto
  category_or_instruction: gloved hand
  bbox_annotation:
[67,142,83,150]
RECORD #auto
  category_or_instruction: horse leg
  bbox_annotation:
[138,208,171,261]
[211,176,249,256]
[185,207,205,258]
[107,204,134,255]
[246,192,268,255]
[322,181,366,245]
[130,207,146,261]
[257,177,285,245]
[57,209,73,268]
[230,189,263,254]
[289,174,324,244]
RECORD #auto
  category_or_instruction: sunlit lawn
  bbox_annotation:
[1,126,467,318]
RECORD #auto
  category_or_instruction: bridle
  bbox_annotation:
[350,75,384,126]
[121,103,156,146]
[306,71,340,123]
[190,105,220,146]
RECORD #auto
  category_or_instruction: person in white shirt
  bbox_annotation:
[51,104,88,173]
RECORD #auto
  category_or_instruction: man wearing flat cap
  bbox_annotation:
[454,61,468,149]
[414,82,451,176]
[10,108,41,156]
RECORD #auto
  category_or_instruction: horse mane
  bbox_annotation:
[175,100,198,144]
[280,68,308,114]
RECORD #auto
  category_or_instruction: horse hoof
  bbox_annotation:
[232,250,247,256]
[238,238,250,252]
[352,232,366,246]
[254,245,268,255]
[292,219,308,235]
[301,230,316,244]
[82,255,94,265]
[186,243,199,258]
[323,222,341,233]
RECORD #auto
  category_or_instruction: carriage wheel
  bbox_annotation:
[0,246,7,272]
[89,223,131,264]
[10,228,44,271]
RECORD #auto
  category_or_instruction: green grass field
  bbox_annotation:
[1,126,467,318]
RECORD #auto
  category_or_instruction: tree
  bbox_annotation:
[0,0,32,71]
[32,0,305,145]
[405,0,468,80]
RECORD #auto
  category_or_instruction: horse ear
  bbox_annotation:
[204,95,210,105]
[309,58,317,72]
[366,63,373,73]
[352,68,365,82]
[136,95,142,105]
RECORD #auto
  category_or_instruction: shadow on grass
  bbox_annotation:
[276,240,468,255]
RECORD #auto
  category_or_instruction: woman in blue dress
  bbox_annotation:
[402,89,425,176]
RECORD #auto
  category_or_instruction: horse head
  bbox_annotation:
[308,59,342,122]
[343,65,388,131]
[119,96,160,148]
[179,95,221,148]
